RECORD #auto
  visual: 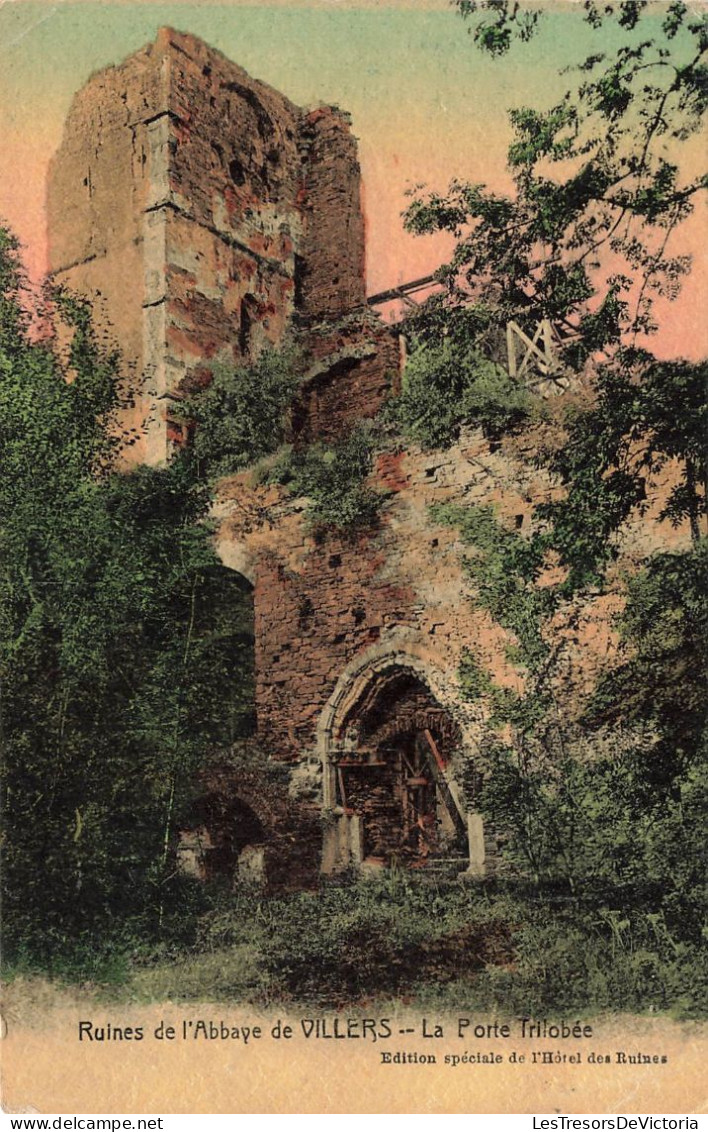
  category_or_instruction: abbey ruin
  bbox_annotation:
[47,28,691,886]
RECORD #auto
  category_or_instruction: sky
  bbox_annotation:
[0,0,705,356]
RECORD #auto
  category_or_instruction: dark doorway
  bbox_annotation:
[334,671,467,867]
[192,793,266,880]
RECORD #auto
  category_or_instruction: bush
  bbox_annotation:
[186,348,301,480]
[0,230,255,969]
[258,875,512,1004]
[390,340,539,449]
[267,423,382,531]
[505,904,708,1018]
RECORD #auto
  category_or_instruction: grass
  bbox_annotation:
[127,944,266,1004]
[3,875,706,1018]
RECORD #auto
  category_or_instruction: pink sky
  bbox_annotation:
[1,1,705,357]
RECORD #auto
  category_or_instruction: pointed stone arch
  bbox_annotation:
[215,534,257,588]
[316,640,487,876]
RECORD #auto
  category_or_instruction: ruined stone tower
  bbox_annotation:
[47,30,691,887]
[48,27,397,465]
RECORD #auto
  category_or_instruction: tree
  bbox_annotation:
[474,540,707,936]
[406,0,707,360]
[399,4,707,928]
[535,353,707,592]
[401,0,706,601]
[389,339,539,448]
[186,352,383,532]
[0,230,254,971]
[185,349,301,482]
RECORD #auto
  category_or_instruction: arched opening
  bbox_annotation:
[194,562,256,741]
[192,793,266,880]
[329,666,468,870]
[174,559,260,885]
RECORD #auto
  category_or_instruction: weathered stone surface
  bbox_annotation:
[295,313,401,442]
[48,28,391,464]
[47,30,697,882]
[294,106,366,321]
[215,413,693,873]
[217,425,552,769]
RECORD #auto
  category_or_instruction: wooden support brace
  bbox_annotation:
[507,319,565,382]
[337,766,348,812]
[507,322,517,378]
[422,729,468,842]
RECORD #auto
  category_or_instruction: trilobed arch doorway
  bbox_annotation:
[332,669,469,871]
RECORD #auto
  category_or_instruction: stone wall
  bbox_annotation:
[47,37,165,460]
[294,106,366,321]
[214,419,694,875]
[47,29,697,882]
[217,427,550,763]
[216,420,693,740]
[294,314,401,443]
[48,28,394,464]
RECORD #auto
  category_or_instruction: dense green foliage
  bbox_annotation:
[536,354,708,591]
[408,1,707,355]
[186,350,381,530]
[394,5,708,981]
[3,3,706,1018]
[479,729,706,924]
[185,348,301,481]
[435,503,706,937]
[256,878,706,1014]
[433,489,705,926]
[0,231,254,969]
[589,543,707,749]
[433,502,553,672]
[51,874,706,1018]
[390,338,539,448]
[265,423,381,531]
[400,3,707,954]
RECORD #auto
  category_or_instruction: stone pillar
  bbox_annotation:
[321,810,364,874]
[237,845,267,889]
[465,811,486,877]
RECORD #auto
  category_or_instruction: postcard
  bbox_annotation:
[1,0,706,1115]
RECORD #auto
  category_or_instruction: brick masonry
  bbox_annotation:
[48,27,395,465]
[47,30,695,883]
